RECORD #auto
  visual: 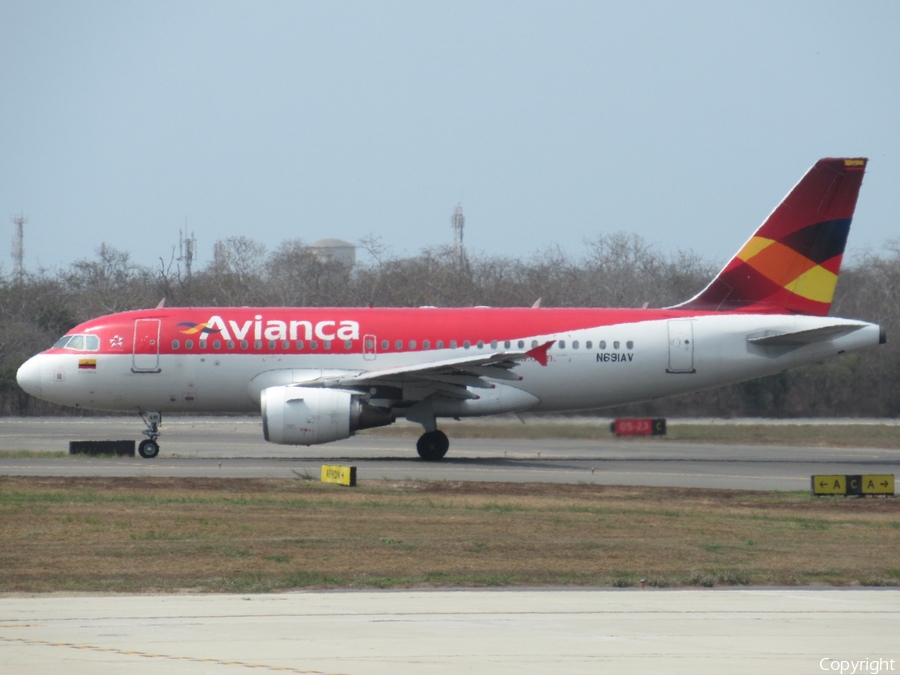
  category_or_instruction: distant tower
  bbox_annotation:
[178,229,197,280]
[212,240,227,272]
[10,214,26,284]
[451,203,466,267]
[309,238,356,267]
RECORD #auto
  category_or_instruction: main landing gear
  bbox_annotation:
[416,430,449,461]
[138,411,162,459]
[406,403,450,461]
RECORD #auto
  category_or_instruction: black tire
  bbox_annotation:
[138,439,160,459]
[416,430,449,461]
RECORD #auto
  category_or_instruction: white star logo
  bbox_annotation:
[110,335,124,348]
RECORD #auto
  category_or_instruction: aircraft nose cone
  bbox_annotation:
[16,356,43,397]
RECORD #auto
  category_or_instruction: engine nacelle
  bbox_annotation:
[261,386,393,446]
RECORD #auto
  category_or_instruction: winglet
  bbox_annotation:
[526,340,555,366]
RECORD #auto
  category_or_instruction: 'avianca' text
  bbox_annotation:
[182,316,361,342]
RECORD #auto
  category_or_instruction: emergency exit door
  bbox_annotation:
[133,319,161,372]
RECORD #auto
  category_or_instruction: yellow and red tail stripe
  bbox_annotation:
[677,158,866,316]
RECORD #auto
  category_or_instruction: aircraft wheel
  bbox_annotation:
[138,439,160,459]
[416,430,449,461]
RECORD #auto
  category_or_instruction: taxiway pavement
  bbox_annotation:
[1,417,898,490]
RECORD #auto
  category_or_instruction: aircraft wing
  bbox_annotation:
[302,341,554,400]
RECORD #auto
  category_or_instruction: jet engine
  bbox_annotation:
[261,386,393,445]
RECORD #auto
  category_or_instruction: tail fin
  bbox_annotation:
[674,157,867,316]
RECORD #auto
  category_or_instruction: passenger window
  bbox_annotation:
[586,340,592,349]
[324,341,331,350]
[241,340,249,350]
[345,340,352,349]
[395,339,402,350]
[186,339,194,349]
[573,340,579,349]
[409,340,417,349]
[450,340,457,349]
[599,340,606,350]
[531,340,538,348]
[614,341,620,349]
[85,335,100,351]
[282,340,290,350]
[477,341,484,349]
[310,340,318,349]
[172,340,180,350]
[268,340,276,350]
[518,340,525,349]
[227,340,235,349]
[213,340,221,350]
[67,335,85,350]
[490,340,497,349]
[423,340,430,349]
[200,340,207,350]
[437,340,444,349]
[254,340,262,349]
[296,340,304,350]
[464,340,471,349]
[626,341,634,350]
[365,339,374,350]
[504,340,511,349]
[382,340,389,350]
[559,340,566,349]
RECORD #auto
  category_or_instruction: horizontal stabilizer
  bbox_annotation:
[747,324,864,347]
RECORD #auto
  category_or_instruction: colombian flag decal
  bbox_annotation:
[78,359,97,370]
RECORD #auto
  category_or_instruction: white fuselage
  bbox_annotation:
[18,313,882,417]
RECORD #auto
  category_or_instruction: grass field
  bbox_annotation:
[363,422,900,448]
[1,476,897,594]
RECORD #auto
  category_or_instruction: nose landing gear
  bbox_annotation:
[138,411,162,459]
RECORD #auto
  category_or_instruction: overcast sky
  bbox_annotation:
[1,1,898,274]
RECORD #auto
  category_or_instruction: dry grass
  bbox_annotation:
[1,476,898,594]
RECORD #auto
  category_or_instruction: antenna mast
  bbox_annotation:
[451,203,466,267]
[10,214,26,284]
[178,228,197,281]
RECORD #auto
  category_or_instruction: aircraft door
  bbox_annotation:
[666,319,695,373]
[133,319,161,372]
[363,334,377,361]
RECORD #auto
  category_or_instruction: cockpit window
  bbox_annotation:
[66,335,85,350]
[53,334,100,351]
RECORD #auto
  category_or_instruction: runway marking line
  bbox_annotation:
[0,636,345,674]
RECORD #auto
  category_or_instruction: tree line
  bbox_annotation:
[1,234,898,418]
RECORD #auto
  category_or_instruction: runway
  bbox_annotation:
[1,417,898,490]
[1,589,898,675]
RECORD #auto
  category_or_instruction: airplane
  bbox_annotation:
[16,157,884,461]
